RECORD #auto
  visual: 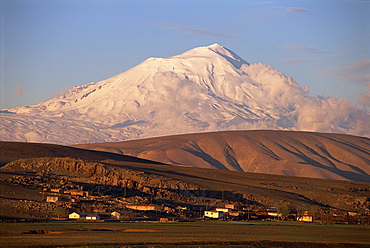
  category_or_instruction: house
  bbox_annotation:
[216,208,231,213]
[46,196,62,203]
[111,211,126,219]
[228,211,244,217]
[93,209,107,214]
[348,211,359,216]
[65,190,90,197]
[176,206,188,210]
[125,205,163,211]
[297,215,313,222]
[267,212,280,217]
[160,217,177,222]
[224,204,235,209]
[50,188,64,194]
[163,206,172,213]
[204,210,224,219]
[69,212,89,220]
[159,218,169,222]
[86,214,100,220]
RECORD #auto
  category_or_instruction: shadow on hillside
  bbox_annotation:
[275,142,370,182]
[0,141,165,167]
[183,148,231,170]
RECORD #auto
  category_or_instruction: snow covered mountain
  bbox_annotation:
[1,44,369,145]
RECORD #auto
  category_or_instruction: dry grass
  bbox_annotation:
[0,221,369,247]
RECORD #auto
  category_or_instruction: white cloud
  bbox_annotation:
[336,59,370,74]
[357,83,370,108]
[278,44,330,54]
[275,6,312,12]
[280,57,320,64]
[318,59,370,85]
[332,50,351,57]
[239,63,369,137]
[294,97,354,132]
[53,87,72,98]
[247,1,273,5]
[280,44,317,51]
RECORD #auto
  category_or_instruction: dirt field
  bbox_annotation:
[0,220,369,247]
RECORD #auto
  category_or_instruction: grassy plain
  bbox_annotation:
[0,220,369,247]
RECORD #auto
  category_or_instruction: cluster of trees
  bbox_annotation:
[273,202,370,225]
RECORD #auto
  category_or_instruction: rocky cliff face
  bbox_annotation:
[3,157,203,201]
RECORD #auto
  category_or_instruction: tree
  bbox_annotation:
[274,202,291,221]
[53,207,68,219]
[309,205,319,219]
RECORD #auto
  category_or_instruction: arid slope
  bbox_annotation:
[0,141,164,167]
[74,130,370,182]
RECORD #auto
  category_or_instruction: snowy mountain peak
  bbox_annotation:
[170,43,249,69]
[206,43,249,68]
[0,44,369,145]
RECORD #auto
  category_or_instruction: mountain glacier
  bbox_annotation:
[1,44,369,145]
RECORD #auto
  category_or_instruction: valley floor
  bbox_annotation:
[0,220,369,248]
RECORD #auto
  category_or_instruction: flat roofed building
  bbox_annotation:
[86,214,100,220]
[204,210,224,219]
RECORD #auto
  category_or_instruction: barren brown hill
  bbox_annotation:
[74,130,370,182]
[0,141,164,167]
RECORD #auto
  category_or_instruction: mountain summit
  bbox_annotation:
[1,44,369,144]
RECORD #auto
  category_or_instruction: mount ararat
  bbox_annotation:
[1,44,369,145]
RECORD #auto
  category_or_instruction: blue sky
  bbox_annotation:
[1,0,369,109]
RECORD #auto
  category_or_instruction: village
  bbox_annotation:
[43,186,369,225]
[44,186,316,222]
[5,172,370,225]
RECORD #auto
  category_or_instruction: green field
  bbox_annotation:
[0,220,369,247]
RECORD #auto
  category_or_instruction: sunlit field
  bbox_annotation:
[1,220,369,247]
